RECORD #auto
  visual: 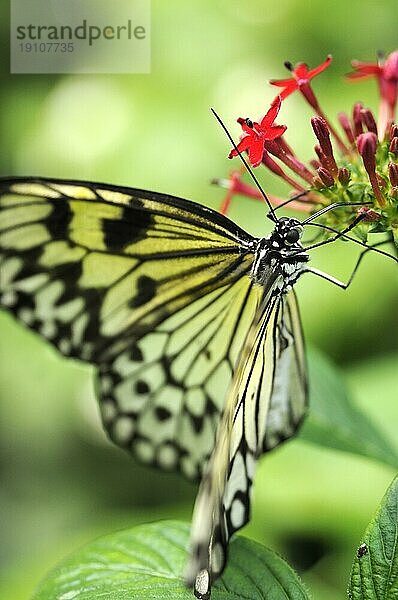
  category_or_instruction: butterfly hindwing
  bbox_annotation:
[263,289,308,450]
[186,295,281,589]
[186,291,307,594]
[98,275,264,480]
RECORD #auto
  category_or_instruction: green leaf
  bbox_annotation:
[348,475,398,599]
[32,521,310,600]
[299,348,398,468]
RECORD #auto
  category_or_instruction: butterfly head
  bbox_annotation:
[271,217,304,249]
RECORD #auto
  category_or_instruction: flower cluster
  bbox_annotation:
[214,51,398,247]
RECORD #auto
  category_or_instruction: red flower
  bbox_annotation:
[270,56,332,108]
[228,96,286,167]
[347,51,398,110]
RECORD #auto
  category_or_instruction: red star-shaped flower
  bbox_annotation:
[270,56,332,109]
[228,96,286,167]
[347,51,398,110]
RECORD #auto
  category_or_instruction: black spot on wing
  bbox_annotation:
[54,261,84,303]
[78,289,102,342]
[191,415,204,434]
[135,380,150,394]
[130,344,144,362]
[130,275,157,308]
[48,200,73,239]
[102,202,154,251]
[13,290,36,311]
[155,407,171,421]
[205,397,219,416]
[5,246,42,278]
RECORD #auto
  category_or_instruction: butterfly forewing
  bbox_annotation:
[0,178,254,361]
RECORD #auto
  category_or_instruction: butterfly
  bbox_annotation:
[0,175,395,599]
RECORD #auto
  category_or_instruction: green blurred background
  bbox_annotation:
[0,1,397,598]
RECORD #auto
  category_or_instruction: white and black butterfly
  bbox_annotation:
[0,173,395,599]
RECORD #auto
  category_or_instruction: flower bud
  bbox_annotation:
[357,207,380,222]
[338,167,351,185]
[390,123,398,140]
[357,132,377,167]
[311,117,338,177]
[360,108,378,135]
[314,144,325,163]
[312,176,324,189]
[310,159,321,170]
[390,137,398,154]
[353,102,364,137]
[388,162,398,187]
[357,132,385,206]
[317,167,334,187]
[311,117,331,148]
[338,112,355,144]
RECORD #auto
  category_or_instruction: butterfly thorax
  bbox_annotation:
[251,218,309,293]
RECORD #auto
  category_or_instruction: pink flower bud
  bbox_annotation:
[390,123,398,140]
[357,207,380,222]
[357,132,385,206]
[312,176,324,189]
[360,108,378,135]
[317,167,334,187]
[311,117,338,177]
[314,144,326,163]
[390,137,398,154]
[310,159,321,170]
[311,117,332,155]
[389,162,398,187]
[338,112,355,144]
[357,132,378,165]
[353,102,364,137]
[338,167,351,185]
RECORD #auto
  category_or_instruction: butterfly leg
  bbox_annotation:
[305,240,394,289]
[302,213,367,253]
[300,214,398,269]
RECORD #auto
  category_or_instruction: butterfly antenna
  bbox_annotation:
[211,108,278,222]
[272,190,316,212]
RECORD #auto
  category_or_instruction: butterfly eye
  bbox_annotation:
[285,227,301,245]
[245,118,253,128]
